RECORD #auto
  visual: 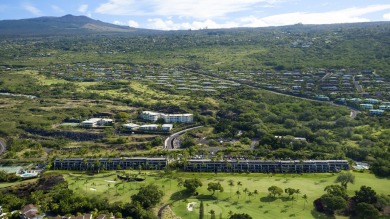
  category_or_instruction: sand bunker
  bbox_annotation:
[90,188,96,191]
[187,202,197,211]
[105,180,116,183]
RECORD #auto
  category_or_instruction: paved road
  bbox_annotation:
[0,138,6,155]
[352,76,363,92]
[164,126,203,149]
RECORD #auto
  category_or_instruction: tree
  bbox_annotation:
[207,182,224,195]
[228,180,235,197]
[375,194,390,211]
[243,188,248,200]
[151,136,163,147]
[335,172,355,189]
[131,184,164,209]
[229,213,253,219]
[210,210,216,219]
[356,203,379,219]
[248,192,253,200]
[284,188,298,200]
[183,178,202,193]
[354,186,377,204]
[320,194,347,214]
[115,112,129,122]
[199,201,204,219]
[253,190,258,199]
[236,190,241,200]
[324,185,348,199]
[302,194,308,210]
[268,186,283,198]
[177,177,184,188]
[237,181,242,191]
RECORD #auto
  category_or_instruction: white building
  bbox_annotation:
[162,114,193,123]
[139,124,159,131]
[81,118,113,128]
[140,111,193,123]
[161,124,173,131]
[360,104,373,110]
[140,111,161,122]
[123,123,140,130]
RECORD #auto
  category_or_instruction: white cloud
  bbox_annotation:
[113,20,139,28]
[21,3,41,16]
[96,0,284,19]
[147,18,238,30]
[79,4,89,13]
[128,20,139,28]
[51,5,64,13]
[113,20,125,25]
[145,4,390,30]
[384,12,390,20]
[241,4,390,27]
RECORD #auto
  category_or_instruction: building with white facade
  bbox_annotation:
[140,111,193,123]
[161,124,173,131]
[139,124,159,131]
[81,118,113,128]
[123,123,140,130]
[140,111,160,122]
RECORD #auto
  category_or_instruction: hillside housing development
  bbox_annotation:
[140,111,193,123]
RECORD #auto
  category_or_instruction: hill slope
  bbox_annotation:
[0,15,154,36]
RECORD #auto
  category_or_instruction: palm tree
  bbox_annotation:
[228,179,235,198]
[248,191,253,200]
[295,189,301,201]
[254,189,259,199]
[237,181,242,191]
[302,194,308,210]
[236,190,241,200]
[243,188,248,200]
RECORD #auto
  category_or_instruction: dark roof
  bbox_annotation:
[21,204,38,219]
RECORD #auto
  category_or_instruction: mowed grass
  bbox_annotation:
[57,170,390,219]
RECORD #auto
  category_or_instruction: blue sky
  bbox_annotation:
[1,0,390,30]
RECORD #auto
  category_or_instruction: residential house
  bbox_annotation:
[360,104,374,110]
[81,118,113,128]
[315,95,330,101]
[139,124,159,131]
[123,123,140,130]
[20,204,43,219]
[364,98,380,104]
[379,105,390,111]
[369,109,384,115]
[161,124,173,131]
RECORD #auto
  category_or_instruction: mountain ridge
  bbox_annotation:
[0,14,156,36]
[0,14,390,36]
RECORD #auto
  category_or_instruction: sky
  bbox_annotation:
[0,0,390,30]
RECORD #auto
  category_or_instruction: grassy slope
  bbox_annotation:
[56,170,389,219]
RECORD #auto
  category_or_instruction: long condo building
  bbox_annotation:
[140,111,193,123]
[54,158,348,173]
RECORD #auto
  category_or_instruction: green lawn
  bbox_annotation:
[58,170,390,219]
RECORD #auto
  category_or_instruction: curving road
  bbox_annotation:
[0,138,6,155]
[164,126,203,149]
